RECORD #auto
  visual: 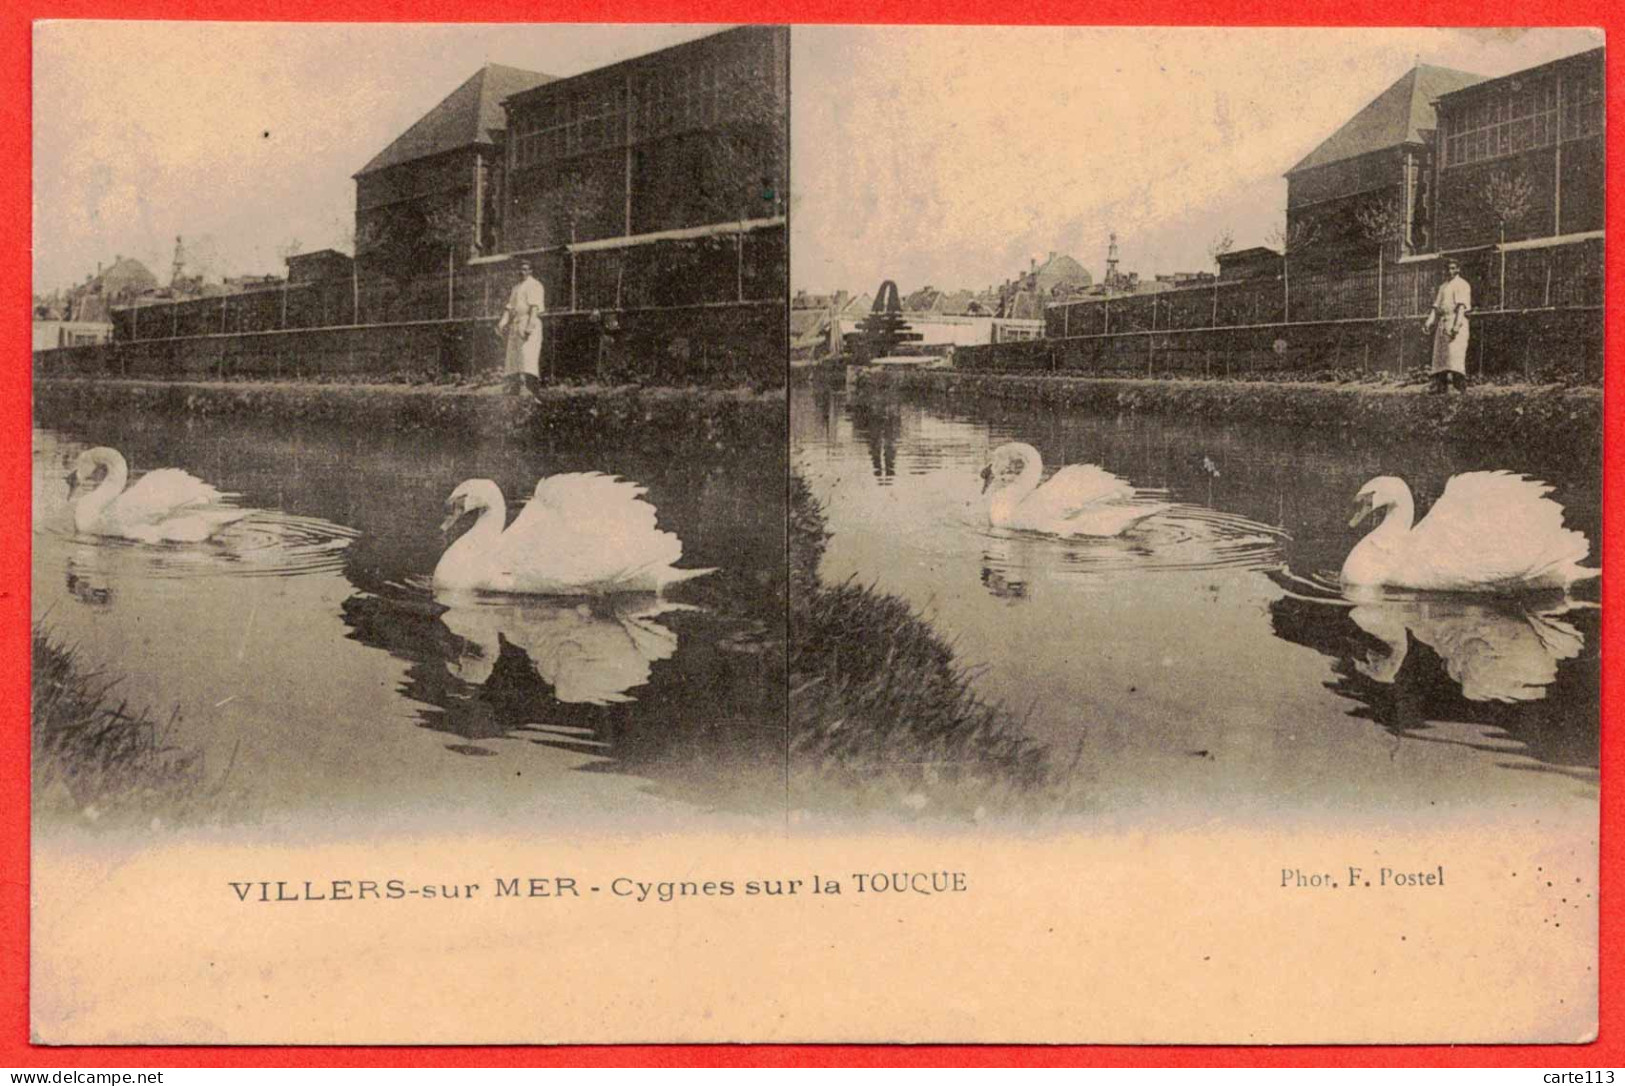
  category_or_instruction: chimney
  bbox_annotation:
[1048,251,1056,262]
[1030,258,1037,273]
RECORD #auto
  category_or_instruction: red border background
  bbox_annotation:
[1,0,1618,1068]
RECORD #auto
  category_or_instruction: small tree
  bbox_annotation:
[1355,197,1407,317]
[1206,229,1234,326]
[342,220,389,325]
[550,170,612,311]
[1482,171,1534,308]
[1267,219,1319,322]
[276,237,302,328]
[423,201,476,319]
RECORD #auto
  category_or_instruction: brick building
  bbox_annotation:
[353,63,556,275]
[1284,64,1486,270]
[286,249,356,286]
[1430,46,1604,252]
[500,25,787,254]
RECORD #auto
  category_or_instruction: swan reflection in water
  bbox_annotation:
[435,591,687,706]
[1344,596,1584,704]
[1269,580,1598,773]
[340,584,694,751]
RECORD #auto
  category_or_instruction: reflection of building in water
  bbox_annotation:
[845,398,901,482]
[1268,591,1598,772]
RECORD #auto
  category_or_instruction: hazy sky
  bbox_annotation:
[790,26,1603,295]
[33,22,724,294]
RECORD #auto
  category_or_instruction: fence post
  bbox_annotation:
[221,295,228,334]
[736,231,745,302]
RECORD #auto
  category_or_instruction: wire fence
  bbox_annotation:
[1045,239,1603,339]
[113,227,787,342]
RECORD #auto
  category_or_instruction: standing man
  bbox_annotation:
[1423,258,1471,394]
[498,259,545,398]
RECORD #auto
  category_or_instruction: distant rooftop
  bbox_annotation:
[1287,64,1486,176]
[356,63,556,177]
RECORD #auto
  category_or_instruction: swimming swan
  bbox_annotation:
[67,447,251,543]
[1342,472,1596,593]
[981,442,1169,537]
[433,473,715,595]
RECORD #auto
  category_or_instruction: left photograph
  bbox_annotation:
[30,22,791,841]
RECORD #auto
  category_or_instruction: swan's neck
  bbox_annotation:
[1368,494,1415,542]
[458,501,508,550]
[1343,493,1416,586]
[990,454,1044,522]
[436,498,508,584]
[75,454,128,528]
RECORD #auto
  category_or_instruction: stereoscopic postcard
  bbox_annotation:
[29,21,1601,1043]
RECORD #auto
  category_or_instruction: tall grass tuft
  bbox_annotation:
[32,627,241,827]
[789,476,1079,819]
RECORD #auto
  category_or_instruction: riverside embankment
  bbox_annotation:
[840,367,1602,463]
[34,377,784,454]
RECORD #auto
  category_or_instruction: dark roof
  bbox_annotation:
[1287,64,1486,175]
[1433,46,1604,106]
[1031,253,1092,288]
[287,248,352,263]
[89,256,159,297]
[357,63,555,177]
[790,309,830,342]
[504,26,781,111]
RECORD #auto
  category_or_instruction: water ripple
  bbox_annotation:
[973,502,1289,580]
[50,512,359,581]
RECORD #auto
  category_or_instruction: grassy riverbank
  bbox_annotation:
[34,377,785,453]
[841,368,1601,461]
[32,629,240,828]
[789,476,1075,819]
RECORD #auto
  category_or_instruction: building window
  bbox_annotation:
[1561,67,1604,140]
[511,86,627,171]
[1443,75,1558,167]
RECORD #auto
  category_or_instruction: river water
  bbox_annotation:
[30,387,1602,833]
[793,385,1600,829]
[32,404,787,832]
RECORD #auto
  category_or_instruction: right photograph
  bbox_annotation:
[789,26,1603,825]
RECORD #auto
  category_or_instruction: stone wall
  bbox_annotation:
[37,300,787,388]
[957,308,1602,384]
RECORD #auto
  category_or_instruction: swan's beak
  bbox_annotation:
[439,498,465,534]
[980,465,993,494]
[1349,492,1376,528]
[64,470,79,498]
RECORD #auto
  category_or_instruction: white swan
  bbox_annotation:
[437,591,686,704]
[67,447,251,543]
[980,442,1169,537]
[1342,472,1596,593]
[1348,598,1584,702]
[433,473,715,595]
